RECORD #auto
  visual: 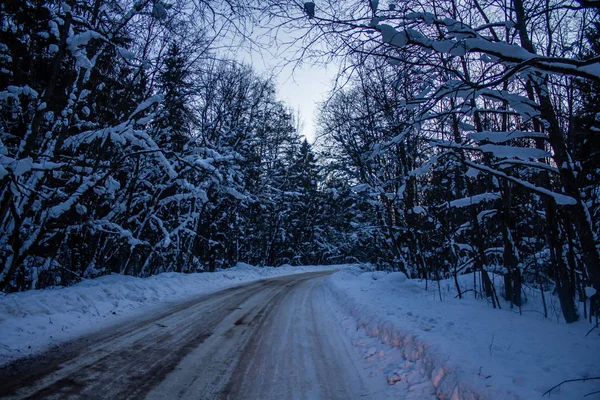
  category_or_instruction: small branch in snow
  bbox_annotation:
[542,377,600,397]
[585,324,598,337]
[455,288,487,299]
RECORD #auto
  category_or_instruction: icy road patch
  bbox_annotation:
[0,264,339,366]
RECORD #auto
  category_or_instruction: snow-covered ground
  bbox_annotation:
[3,264,598,399]
[325,266,600,399]
[0,264,338,366]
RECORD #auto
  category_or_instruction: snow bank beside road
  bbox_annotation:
[0,264,339,366]
[325,267,600,400]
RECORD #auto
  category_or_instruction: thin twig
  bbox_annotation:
[542,377,600,397]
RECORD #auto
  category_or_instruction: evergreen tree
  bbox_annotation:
[284,139,322,264]
[155,42,192,153]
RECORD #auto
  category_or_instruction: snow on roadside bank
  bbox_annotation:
[0,264,340,366]
[325,267,600,400]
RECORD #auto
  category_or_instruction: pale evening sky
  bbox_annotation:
[273,62,337,143]
[236,28,339,143]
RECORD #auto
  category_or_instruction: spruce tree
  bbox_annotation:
[155,42,191,153]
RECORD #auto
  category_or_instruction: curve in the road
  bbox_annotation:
[0,271,384,400]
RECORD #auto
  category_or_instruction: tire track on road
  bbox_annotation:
[0,272,331,399]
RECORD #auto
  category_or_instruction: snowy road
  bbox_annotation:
[0,271,384,399]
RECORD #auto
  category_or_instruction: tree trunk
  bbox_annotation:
[514,0,598,321]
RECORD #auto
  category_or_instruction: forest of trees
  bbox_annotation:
[1,0,599,324]
[271,0,600,323]
[0,0,358,290]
